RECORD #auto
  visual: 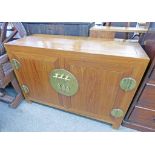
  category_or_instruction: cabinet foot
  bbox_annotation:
[112,123,121,129]
[10,93,24,108]
[25,99,32,104]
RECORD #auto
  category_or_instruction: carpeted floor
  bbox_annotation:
[0,99,137,132]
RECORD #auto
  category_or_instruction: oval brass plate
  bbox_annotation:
[50,69,78,96]
[120,77,136,91]
[111,109,124,118]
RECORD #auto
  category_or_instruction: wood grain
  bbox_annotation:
[123,40,155,131]
[90,25,148,33]
[90,30,115,39]
[5,34,149,59]
[89,25,148,40]
[138,84,155,109]
[4,34,149,128]
[129,106,155,129]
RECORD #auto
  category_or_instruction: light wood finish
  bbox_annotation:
[90,29,115,39]
[5,34,149,128]
[5,34,149,59]
[90,25,148,33]
[89,24,149,39]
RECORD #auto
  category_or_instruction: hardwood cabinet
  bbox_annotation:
[5,34,149,128]
[123,40,155,131]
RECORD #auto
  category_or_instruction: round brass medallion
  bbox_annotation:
[111,109,124,118]
[120,77,136,91]
[50,69,78,96]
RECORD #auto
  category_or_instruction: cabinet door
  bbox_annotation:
[62,57,135,123]
[9,52,62,107]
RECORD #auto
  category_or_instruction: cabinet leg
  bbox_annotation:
[25,99,32,104]
[10,93,24,108]
[10,78,24,108]
[112,123,121,129]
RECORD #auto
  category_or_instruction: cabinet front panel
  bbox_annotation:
[63,58,134,121]
[9,52,62,107]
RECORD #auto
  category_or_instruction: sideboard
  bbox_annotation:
[5,34,149,128]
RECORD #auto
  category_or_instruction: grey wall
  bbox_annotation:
[22,22,94,37]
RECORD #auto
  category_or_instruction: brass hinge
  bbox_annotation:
[21,85,29,94]
[11,59,21,70]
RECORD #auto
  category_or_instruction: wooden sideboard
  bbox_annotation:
[5,34,149,128]
[123,40,155,131]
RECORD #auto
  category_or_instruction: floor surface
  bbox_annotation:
[0,99,137,132]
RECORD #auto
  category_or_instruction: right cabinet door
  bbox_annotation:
[62,56,138,124]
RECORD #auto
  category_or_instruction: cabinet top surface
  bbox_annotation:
[5,34,149,60]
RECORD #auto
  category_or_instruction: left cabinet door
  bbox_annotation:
[9,52,62,107]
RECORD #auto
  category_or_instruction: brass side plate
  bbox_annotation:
[111,109,124,118]
[120,77,136,91]
[21,85,29,94]
[50,69,78,96]
[11,59,21,70]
